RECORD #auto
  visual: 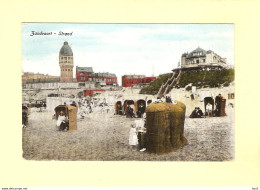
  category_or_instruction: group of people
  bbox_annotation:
[116,101,146,119]
[189,93,225,118]
[125,104,135,118]
[190,104,214,118]
[78,98,113,119]
[190,107,204,118]
[136,103,145,118]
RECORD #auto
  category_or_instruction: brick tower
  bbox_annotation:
[59,41,74,82]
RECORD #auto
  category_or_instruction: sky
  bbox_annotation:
[22,23,234,85]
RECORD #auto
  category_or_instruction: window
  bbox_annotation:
[203,59,205,62]
[80,72,84,76]
[196,60,199,63]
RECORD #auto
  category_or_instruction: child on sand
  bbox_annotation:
[129,124,138,146]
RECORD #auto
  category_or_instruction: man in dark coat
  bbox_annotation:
[190,107,203,118]
[197,107,203,117]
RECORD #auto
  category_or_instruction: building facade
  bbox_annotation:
[22,72,60,87]
[122,75,156,87]
[76,66,94,83]
[24,81,79,90]
[180,47,227,71]
[59,41,74,82]
[88,72,118,86]
[76,66,117,87]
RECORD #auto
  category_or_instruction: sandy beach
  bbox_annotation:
[22,104,234,161]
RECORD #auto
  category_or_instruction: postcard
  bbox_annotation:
[22,23,234,161]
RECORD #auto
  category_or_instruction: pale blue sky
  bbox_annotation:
[22,23,234,85]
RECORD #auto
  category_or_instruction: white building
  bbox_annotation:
[180,47,227,70]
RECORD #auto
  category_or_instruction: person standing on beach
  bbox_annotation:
[206,103,213,117]
[129,124,138,146]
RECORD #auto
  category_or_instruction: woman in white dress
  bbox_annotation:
[206,103,213,117]
[57,111,66,130]
[129,124,138,146]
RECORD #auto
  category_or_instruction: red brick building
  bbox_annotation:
[76,66,117,87]
[122,75,156,87]
[83,89,106,97]
[76,66,94,83]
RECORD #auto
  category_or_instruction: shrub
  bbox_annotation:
[139,69,234,95]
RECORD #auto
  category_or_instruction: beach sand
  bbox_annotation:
[22,106,234,161]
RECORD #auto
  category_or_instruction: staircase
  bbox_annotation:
[157,70,182,99]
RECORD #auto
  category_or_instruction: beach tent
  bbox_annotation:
[55,105,78,131]
[114,101,123,115]
[123,100,135,117]
[204,97,214,114]
[135,99,146,118]
[145,102,188,154]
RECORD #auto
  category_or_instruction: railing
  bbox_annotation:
[182,63,227,68]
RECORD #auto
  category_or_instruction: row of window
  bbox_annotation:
[79,77,117,82]
[89,78,117,82]
[193,52,203,56]
[107,78,117,82]
[60,57,72,60]
[60,61,72,64]
[91,78,105,82]
[61,69,72,71]
[188,59,206,64]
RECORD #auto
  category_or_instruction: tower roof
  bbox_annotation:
[76,66,94,73]
[59,41,73,56]
[186,47,207,58]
